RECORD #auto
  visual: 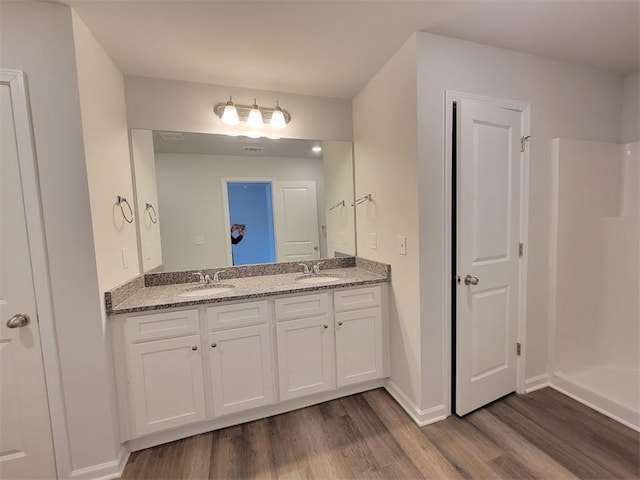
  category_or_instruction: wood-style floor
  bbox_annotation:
[120,388,640,479]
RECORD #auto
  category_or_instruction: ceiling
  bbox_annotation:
[152,130,323,158]
[66,1,639,99]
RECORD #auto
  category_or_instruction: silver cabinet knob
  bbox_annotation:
[191,346,198,351]
[323,324,328,329]
[464,275,479,286]
[314,246,319,251]
[211,343,217,348]
[338,321,343,326]
[6,313,30,328]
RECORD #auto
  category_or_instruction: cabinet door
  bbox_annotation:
[335,307,383,387]
[276,315,335,401]
[127,334,205,436]
[208,325,273,417]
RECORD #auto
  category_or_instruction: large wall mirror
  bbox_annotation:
[130,129,356,273]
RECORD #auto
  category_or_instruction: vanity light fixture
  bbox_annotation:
[220,97,240,125]
[247,98,263,128]
[214,98,292,130]
[270,101,286,129]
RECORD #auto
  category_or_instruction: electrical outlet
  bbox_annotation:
[398,235,407,255]
[121,248,129,269]
[194,235,205,245]
[370,232,377,250]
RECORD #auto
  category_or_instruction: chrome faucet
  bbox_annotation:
[213,270,227,282]
[298,263,311,274]
[193,272,206,283]
[312,261,325,274]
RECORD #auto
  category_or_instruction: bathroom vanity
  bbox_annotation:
[106,258,389,451]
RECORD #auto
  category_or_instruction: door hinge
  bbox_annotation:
[520,135,531,153]
[516,342,522,356]
[518,242,524,257]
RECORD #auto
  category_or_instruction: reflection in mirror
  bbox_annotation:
[130,130,356,273]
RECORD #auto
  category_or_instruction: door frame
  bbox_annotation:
[443,90,531,415]
[1,70,72,478]
[221,177,277,265]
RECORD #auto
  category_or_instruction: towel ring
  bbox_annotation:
[116,195,134,224]
[145,202,158,224]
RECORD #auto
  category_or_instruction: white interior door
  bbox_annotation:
[274,180,320,261]
[0,83,57,478]
[456,98,522,416]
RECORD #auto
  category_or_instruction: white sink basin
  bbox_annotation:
[295,274,341,284]
[179,284,235,297]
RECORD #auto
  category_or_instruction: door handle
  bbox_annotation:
[6,313,30,328]
[464,275,479,286]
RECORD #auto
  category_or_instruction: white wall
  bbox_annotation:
[0,2,122,475]
[551,139,622,372]
[124,76,353,141]
[599,215,639,370]
[130,129,163,272]
[73,12,140,305]
[414,33,623,411]
[353,36,421,405]
[323,141,356,256]
[622,142,639,216]
[621,71,639,143]
[156,152,325,270]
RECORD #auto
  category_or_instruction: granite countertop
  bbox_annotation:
[109,266,388,315]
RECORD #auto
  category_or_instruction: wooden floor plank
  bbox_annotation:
[503,391,639,479]
[120,387,640,480]
[487,399,622,479]
[467,408,579,480]
[362,389,464,480]
[505,388,640,477]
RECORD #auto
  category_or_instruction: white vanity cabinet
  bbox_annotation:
[205,301,273,416]
[334,287,383,386]
[111,282,388,447]
[123,310,206,437]
[275,293,335,401]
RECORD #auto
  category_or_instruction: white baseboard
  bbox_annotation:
[524,373,550,393]
[550,372,639,432]
[384,380,447,427]
[70,445,130,480]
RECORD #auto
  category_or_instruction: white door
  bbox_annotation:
[274,181,320,261]
[127,334,206,436]
[335,307,383,387]
[208,324,273,417]
[276,316,335,401]
[456,99,522,416]
[0,83,57,478]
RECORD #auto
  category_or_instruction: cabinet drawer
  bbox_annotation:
[334,286,381,312]
[125,309,199,343]
[206,300,268,330]
[275,293,329,321]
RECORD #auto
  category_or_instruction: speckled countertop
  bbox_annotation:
[109,266,388,315]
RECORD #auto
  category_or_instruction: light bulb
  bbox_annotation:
[312,146,322,153]
[247,99,263,128]
[220,97,240,125]
[270,101,286,129]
